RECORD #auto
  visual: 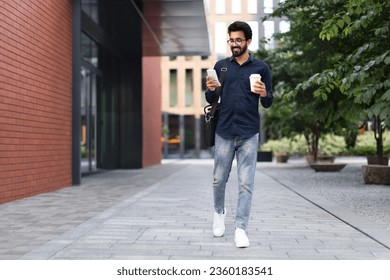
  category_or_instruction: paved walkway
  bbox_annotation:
[0,159,390,260]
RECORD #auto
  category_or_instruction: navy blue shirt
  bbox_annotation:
[205,55,273,139]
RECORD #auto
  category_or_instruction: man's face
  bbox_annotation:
[228,31,251,57]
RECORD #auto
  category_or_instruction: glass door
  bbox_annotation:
[80,66,97,173]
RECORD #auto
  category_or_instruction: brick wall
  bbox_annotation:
[0,0,73,203]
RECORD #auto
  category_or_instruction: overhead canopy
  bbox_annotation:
[140,0,211,56]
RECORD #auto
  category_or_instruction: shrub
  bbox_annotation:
[262,134,346,156]
[261,131,390,157]
[261,135,309,156]
[261,137,292,155]
[349,131,390,156]
[318,134,346,156]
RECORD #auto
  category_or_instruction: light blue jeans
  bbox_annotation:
[213,133,259,230]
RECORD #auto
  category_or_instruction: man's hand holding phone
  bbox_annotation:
[206,69,221,91]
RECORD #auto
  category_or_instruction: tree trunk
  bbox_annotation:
[313,125,320,163]
[305,124,321,163]
[373,116,384,160]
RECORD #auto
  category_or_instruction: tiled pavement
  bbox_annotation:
[0,159,390,260]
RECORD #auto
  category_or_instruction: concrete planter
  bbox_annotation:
[310,163,346,172]
[366,156,389,166]
[361,165,390,185]
[306,155,336,164]
[275,154,289,163]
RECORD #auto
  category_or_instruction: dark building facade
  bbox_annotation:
[0,0,209,203]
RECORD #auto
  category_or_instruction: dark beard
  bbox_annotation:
[231,44,247,57]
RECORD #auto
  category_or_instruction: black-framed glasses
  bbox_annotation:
[227,38,247,45]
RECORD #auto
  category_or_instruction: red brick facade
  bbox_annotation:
[0,1,73,203]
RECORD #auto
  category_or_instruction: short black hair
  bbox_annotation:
[228,21,252,40]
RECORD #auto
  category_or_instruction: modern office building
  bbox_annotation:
[0,0,209,203]
[161,0,287,158]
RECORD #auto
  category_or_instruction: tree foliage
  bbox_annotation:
[318,0,389,123]
[314,0,389,158]
[257,0,364,160]
[257,0,389,159]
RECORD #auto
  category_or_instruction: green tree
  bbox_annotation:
[257,0,363,161]
[307,0,390,161]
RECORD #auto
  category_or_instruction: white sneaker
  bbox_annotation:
[234,228,250,248]
[213,208,226,237]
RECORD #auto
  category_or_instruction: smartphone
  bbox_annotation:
[207,69,220,84]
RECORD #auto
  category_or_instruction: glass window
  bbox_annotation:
[185,69,193,107]
[216,0,225,14]
[81,33,98,67]
[264,0,273,14]
[201,69,208,106]
[169,70,178,107]
[184,115,195,150]
[201,69,208,91]
[82,0,99,23]
[279,20,290,33]
[263,21,275,49]
[232,0,241,14]
[247,0,257,14]
[80,32,100,173]
[215,22,227,56]
[248,21,259,52]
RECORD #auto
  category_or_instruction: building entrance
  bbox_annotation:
[80,65,100,173]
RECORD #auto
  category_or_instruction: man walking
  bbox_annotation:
[205,21,273,248]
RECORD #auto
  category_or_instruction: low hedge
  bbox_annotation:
[261,131,390,156]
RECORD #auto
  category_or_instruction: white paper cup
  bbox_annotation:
[249,74,261,92]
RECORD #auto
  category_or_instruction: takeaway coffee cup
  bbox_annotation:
[249,74,261,92]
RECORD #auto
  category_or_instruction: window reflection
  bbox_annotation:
[81,33,98,67]
[170,70,178,107]
[80,33,99,173]
[185,69,193,107]
[82,0,99,23]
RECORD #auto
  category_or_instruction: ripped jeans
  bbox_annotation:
[213,133,258,230]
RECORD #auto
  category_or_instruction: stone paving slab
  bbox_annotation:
[0,159,390,260]
[0,163,186,259]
